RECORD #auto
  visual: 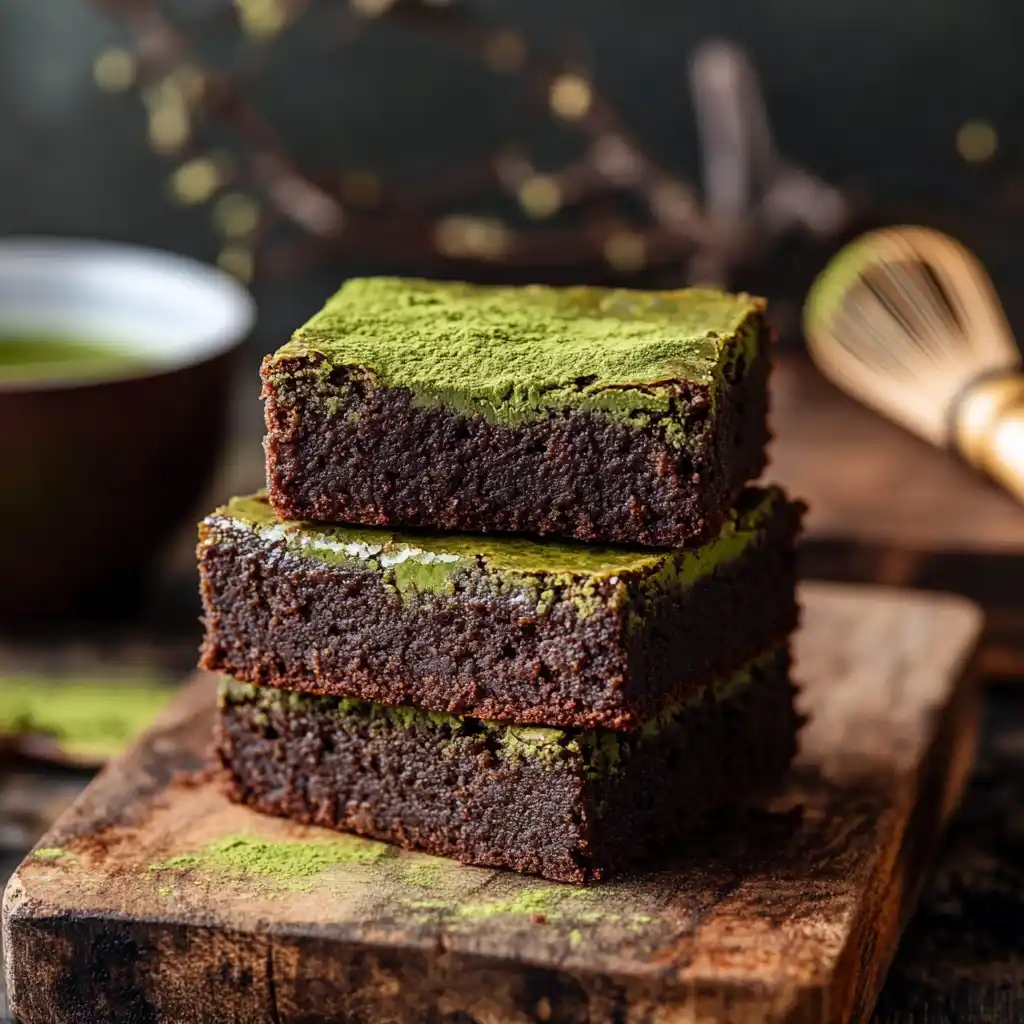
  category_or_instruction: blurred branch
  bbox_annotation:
[92,0,853,287]
[688,39,848,282]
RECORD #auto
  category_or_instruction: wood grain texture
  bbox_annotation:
[2,583,982,1024]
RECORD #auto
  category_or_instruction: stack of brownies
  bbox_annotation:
[198,278,804,884]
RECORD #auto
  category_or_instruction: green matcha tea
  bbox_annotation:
[0,335,152,382]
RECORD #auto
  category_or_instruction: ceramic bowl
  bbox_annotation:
[0,238,255,623]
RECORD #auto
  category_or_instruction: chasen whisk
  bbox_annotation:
[803,225,1024,503]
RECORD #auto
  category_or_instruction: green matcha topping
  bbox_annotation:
[204,489,781,617]
[267,278,763,431]
[221,648,773,773]
[0,674,175,760]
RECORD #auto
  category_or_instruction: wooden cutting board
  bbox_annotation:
[3,583,982,1024]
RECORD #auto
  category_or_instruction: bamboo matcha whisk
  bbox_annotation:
[803,225,1024,502]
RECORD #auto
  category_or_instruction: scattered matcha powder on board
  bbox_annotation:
[152,835,393,893]
[31,847,73,862]
[400,857,455,888]
[409,882,650,926]
[152,836,654,927]
[0,674,175,760]
[452,886,594,920]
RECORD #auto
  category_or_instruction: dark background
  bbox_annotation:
[3,0,1024,348]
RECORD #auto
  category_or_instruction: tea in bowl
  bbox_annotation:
[0,238,255,623]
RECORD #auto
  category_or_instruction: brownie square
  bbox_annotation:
[262,278,771,547]
[199,487,803,730]
[216,646,798,883]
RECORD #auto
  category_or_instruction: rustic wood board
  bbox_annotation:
[3,583,982,1024]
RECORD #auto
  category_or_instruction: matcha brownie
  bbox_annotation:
[199,487,802,730]
[262,278,771,547]
[216,645,799,883]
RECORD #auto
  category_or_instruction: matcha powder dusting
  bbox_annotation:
[276,278,764,426]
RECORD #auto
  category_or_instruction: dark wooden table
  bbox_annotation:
[4,354,1024,1022]
[772,356,1024,684]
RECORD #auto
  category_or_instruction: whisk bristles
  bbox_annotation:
[804,227,1020,447]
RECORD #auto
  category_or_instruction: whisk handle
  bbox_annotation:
[955,374,1024,504]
